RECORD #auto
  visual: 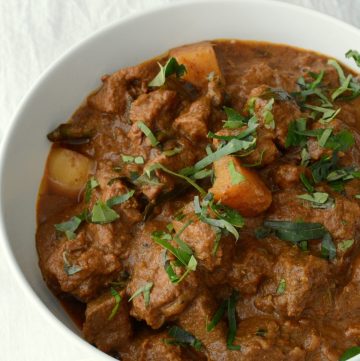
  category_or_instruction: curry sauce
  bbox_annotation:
[36,40,360,360]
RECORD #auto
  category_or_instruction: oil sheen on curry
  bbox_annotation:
[36,40,360,360]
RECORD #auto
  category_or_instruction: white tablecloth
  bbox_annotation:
[0,0,359,360]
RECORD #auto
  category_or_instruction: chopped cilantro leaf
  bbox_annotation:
[165,326,203,350]
[128,282,153,307]
[62,251,82,276]
[339,346,360,361]
[137,121,159,146]
[338,239,354,252]
[148,57,186,87]
[276,279,286,294]
[321,232,336,260]
[108,287,122,320]
[262,98,275,129]
[228,161,245,185]
[84,177,99,203]
[91,201,119,224]
[346,49,360,67]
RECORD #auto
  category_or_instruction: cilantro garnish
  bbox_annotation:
[164,326,202,350]
[148,57,186,87]
[276,278,286,294]
[137,121,159,146]
[108,287,122,320]
[128,282,153,307]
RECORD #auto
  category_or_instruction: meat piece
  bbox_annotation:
[235,317,286,360]
[306,119,345,161]
[241,63,282,93]
[94,161,142,225]
[129,88,179,142]
[246,84,303,147]
[269,187,360,242]
[88,60,158,114]
[273,164,304,189]
[42,223,121,301]
[336,253,360,316]
[133,333,188,361]
[172,202,229,271]
[126,221,198,329]
[173,95,211,141]
[177,290,240,361]
[83,290,132,353]
[229,238,274,294]
[140,137,202,201]
[213,127,279,167]
[273,247,331,317]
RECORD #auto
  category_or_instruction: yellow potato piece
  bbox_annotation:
[47,147,91,194]
[209,155,272,217]
[170,41,223,88]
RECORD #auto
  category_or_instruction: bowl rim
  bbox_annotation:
[1,0,360,359]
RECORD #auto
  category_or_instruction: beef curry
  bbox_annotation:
[36,40,360,360]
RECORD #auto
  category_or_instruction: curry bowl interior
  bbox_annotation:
[1,0,360,358]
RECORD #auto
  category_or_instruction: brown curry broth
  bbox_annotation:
[36,40,360,358]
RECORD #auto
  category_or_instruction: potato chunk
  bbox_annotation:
[170,41,223,88]
[209,155,272,217]
[47,147,92,194]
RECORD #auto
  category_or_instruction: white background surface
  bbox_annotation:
[0,0,360,360]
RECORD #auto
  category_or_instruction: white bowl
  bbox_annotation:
[1,0,360,359]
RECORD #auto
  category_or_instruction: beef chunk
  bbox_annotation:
[126,221,198,329]
[128,89,179,144]
[135,333,186,361]
[336,253,360,316]
[43,223,121,301]
[213,127,279,166]
[235,317,286,360]
[177,290,239,361]
[172,202,227,271]
[246,84,303,147]
[273,164,305,189]
[229,238,274,294]
[88,60,158,114]
[140,138,202,201]
[269,187,360,242]
[94,161,142,225]
[173,95,211,141]
[83,290,132,353]
[273,247,330,317]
